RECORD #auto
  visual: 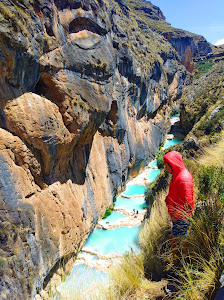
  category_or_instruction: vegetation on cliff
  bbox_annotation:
[110,0,179,71]
[181,61,224,140]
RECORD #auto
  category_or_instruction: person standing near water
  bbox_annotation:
[163,151,195,266]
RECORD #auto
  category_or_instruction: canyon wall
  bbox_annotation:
[163,33,213,73]
[0,0,188,298]
[126,0,212,73]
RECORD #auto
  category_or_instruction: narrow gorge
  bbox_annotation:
[0,0,214,299]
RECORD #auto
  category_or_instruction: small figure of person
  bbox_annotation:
[163,151,195,266]
[136,210,139,215]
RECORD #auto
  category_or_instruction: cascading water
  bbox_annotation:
[55,115,183,299]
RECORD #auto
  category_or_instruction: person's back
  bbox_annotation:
[163,151,195,266]
[163,151,194,221]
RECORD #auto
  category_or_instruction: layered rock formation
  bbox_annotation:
[0,0,190,298]
[164,33,212,73]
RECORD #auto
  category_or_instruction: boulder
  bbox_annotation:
[182,137,200,151]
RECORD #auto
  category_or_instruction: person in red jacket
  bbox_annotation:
[163,151,195,266]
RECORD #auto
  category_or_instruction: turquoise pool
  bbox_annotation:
[114,196,146,212]
[146,169,161,182]
[148,159,157,167]
[163,139,182,149]
[122,184,146,197]
[56,263,108,299]
[83,225,140,256]
[99,211,128,225]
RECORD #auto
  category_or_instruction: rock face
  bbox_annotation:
[0,0,187,298]
[164,34,213,72]
[180,61,224,135]
[132,0,166,21]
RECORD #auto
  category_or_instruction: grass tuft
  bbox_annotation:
[198,131,224,167]
[139,190,171,280]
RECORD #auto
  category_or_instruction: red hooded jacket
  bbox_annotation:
[163,151,195,220]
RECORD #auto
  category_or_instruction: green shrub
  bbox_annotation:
[156,150,165,169]
[193,58,215,79]
[144,185,153,205]
[197,165,224,202]
[171,109,179,116]
[103,209,112,219]
[102,203,115,219]
[0,257,8,275]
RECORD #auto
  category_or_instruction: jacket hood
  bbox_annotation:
[163,151,186,176]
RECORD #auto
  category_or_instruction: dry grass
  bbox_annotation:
[0,2,31,36]
[107,252,151,300]
[104,251,167,299]
[139,190,172,279]
[198,131,224,167]
[139,137,224,299]
[172,136,224,299]
[175,256,218,300]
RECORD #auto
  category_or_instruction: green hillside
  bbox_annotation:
[181,61,224,142]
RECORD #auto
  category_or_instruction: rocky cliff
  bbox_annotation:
[180,61,224,138]
[0,0,189,298]
[126,0,212,73]
[164,33,212,73]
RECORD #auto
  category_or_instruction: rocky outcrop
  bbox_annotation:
[180,61,224,135]
[164,33,213,72]
[0,0,187,298]
[132,0,166,21]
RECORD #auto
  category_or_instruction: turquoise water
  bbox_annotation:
[122,184,146,196]
[146,169,161,182]
[114,196,146,212]
[163,139,182,149]
[83,225,140,256]
[56,264,108,299]
[148,159,157,167]
[99,211,128,225]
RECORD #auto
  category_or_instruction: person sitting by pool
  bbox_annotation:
[163,151,195,266]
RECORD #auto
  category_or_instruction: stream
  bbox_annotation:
[55,115,182,299]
